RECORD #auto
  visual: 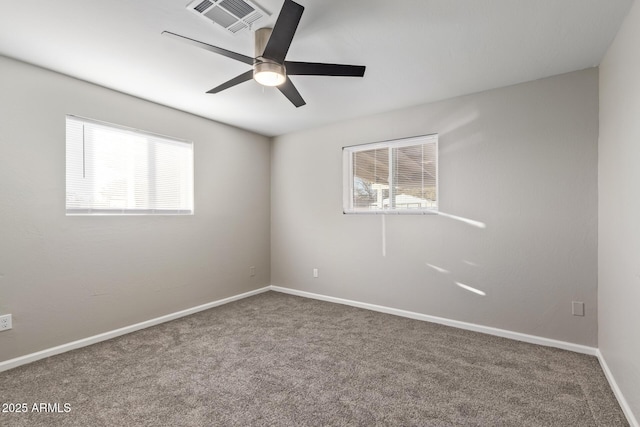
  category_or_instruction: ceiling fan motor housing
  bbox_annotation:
[253,27,286,86]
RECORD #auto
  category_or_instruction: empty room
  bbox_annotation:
[0,0,639,425]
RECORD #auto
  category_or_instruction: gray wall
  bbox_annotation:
[599,0,640,421]
[272,69,599,346]
[0,56,271,362]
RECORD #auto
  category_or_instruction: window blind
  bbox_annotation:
[65,116,194,215]
[343,134,438,214]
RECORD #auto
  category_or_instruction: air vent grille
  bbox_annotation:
[219,0,254,18]
[228,22,248,34]
[204,7,237,29]
[186,0,270,35]
[244,12,263,25]
[194,0,213,13]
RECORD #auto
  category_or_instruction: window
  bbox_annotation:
[343,134,438,214]
[66,116,193,215]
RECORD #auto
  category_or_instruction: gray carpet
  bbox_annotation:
[0,291,628,426]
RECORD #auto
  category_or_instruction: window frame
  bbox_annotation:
[342,134,438,215]
[65,115,194,216]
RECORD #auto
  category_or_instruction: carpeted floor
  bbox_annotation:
[0,291,628,426]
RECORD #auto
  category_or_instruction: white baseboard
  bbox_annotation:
[269,285,598,356]
[0,286,271,373]
[596,350,639,427]
[3,284,635,424]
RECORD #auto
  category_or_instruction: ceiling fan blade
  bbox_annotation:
[277,78,306,108]
[262,0,304,63]
[206,70,254,94]
[162,31,254,65]
[285,62,366,77]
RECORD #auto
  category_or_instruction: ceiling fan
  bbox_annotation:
[163,0,366,107]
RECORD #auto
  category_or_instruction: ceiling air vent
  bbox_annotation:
[187,0,270,35]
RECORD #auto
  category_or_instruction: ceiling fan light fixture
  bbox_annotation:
[164,0,365,107]
[254,61,286,87]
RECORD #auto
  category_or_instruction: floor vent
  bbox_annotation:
[187,0,270,35]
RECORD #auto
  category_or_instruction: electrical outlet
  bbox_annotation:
[249,266,256,277]
[0,314,12,331]
[572,301,585,317]
[313,268,319,278]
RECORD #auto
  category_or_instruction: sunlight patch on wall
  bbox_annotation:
[426,263,450,274]
[437,212,487,229]
[455,282,486,296]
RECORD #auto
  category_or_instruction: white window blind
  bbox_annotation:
[66,116,194,215]
[343,134,438,214]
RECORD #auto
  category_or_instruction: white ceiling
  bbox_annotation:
[0,0,633,136]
